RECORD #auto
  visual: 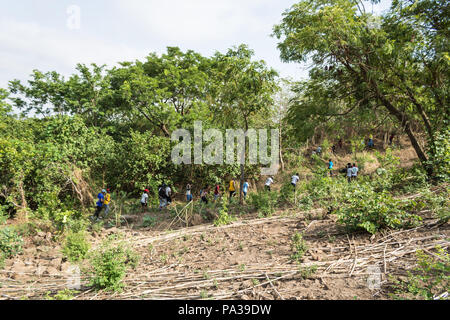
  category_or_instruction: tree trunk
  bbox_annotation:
[376,91,432,176]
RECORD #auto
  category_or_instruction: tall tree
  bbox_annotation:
[273,0,449,178]
[211,45,278,203]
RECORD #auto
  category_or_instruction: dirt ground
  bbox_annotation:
[1,206,448,300]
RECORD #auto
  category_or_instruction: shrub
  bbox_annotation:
[0,227,23,259]
[62,231,90,263]
[214,197,235,226]
[278,181,296,204]
[390,246,449,300]
[336,186,422,234]
[427,128,450,182]
[290,232,308,263]
[249,191,278,217]
[297,196,314,211]
[142,215,157,228]
[88,236,140,292]
[45,289,78,300]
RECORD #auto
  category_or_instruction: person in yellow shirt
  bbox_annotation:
[229,180,236,198]
[104,188,111,217]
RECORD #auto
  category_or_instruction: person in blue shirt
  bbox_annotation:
[242,181,249,199]
[94,189,106,220]
[328,159,334,177]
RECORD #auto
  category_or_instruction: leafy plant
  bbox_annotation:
[249,191,278,217]
[336,185,422,234]
[214,197,235,226]
[142,215,157,228]
[87,236,140,292]
[0,227,23,258]
[390,246,449,300]
[62,231,90,263]
[290,232,308,263]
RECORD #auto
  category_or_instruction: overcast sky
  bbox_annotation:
[0,0,392,89]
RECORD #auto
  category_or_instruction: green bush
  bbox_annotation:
[249,191,278,217]
[427,128,450,182]
[336,185,422,234]
[290,232,308,263]
[278,181,296,204]
[88,236,140,292]
[214,197,235,226]
[0,227,23,258]
[142,215,157,228]
[62,231,90,262]
[390,246,449,300]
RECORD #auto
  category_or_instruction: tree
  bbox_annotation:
[273,0,449,178]
[211,45,279,203]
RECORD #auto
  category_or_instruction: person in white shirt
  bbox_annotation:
[347,164,353,183]
[165,185,172,205]
[291,174,300,189]
[351,163,359,181]
[141,189,149,214]
[265,177,274,191]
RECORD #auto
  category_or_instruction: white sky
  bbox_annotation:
[0,0,392,89]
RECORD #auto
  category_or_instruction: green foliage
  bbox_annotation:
[290,232,308,263]
[142,215,157,228]
[45,289,78,300]
[278,181,296,204]
[299,265,318,279]
[249,191,278,217]
[390,246,449,300]
[87,236,140,292]
[62,231,90,263]
[214,197,235,227]
[336,185,422,234]
[0,227,23,258]
[427,128,450,182]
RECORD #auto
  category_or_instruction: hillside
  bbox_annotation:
[1,142,448,300]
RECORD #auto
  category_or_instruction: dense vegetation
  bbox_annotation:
[0,0,448,298]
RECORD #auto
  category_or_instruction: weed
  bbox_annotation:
[290,232,308,263]
[62,231,90,263]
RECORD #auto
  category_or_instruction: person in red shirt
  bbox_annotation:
[214,184,220,202]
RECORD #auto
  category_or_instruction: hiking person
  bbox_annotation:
[186,184,193,202]
[158,183,167,209]
[104,188,111,217]
[328,159,334,177]
[291,173,300,189]
[94,189,106,221]
[200,185,209,204]
[316,146,322,155]
[265,176,274,191]
[368,134,374,148]
[346,164,353,183]
[242,181,249,199]
[141,189,149,213]
[214,184,220,202]
[331,145,336,155]
[229,179,236,198]
[165,184,172,206]
[338,138,343,150]
[352,163,359,181]
[389,134,395,145]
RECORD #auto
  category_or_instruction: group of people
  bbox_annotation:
[346,163,359,183]
[94,157,361,220]
[93,189,111,221]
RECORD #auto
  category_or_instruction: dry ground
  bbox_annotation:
[1,206,448,300]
